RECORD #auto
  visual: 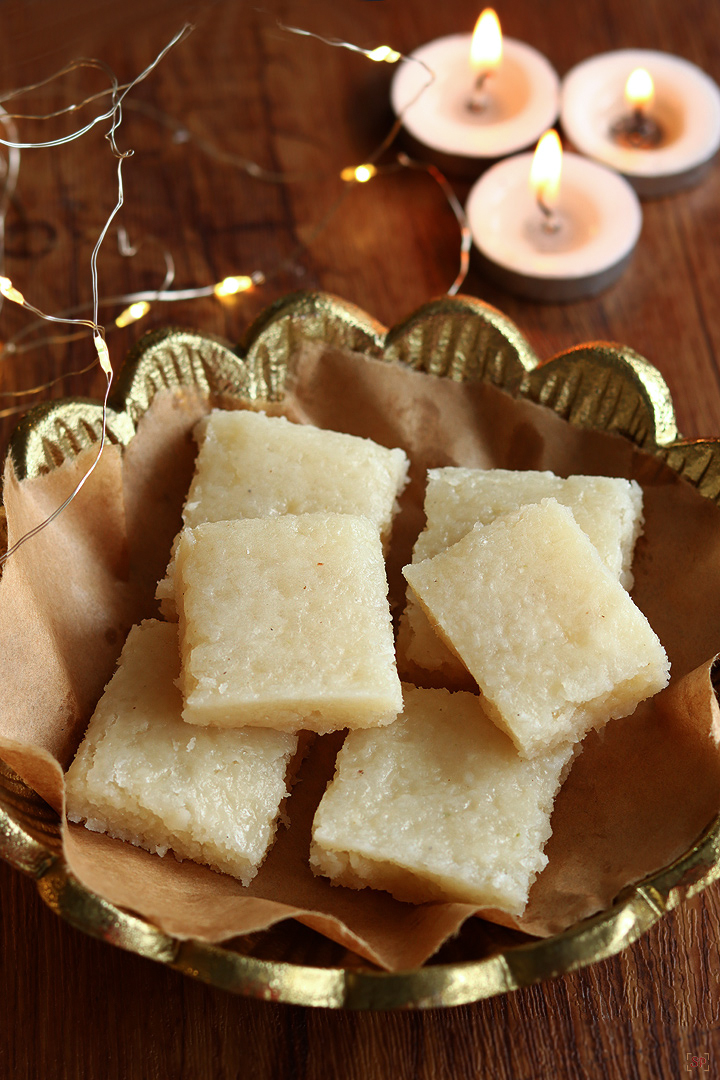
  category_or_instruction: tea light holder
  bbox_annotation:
[390,32,560,178]
[465,149,643,302]
[561,49,720,196]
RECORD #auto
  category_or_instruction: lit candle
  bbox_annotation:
[530,129,562,232]
[610,68,663,149]
[467,9,503,113]
[390,12,560,176]
[561,49,720,195]
[466,131,643,302]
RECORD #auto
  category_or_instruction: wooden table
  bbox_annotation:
[1,0,720,1075]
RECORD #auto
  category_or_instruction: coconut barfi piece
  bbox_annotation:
[156,410,409,617]
[65,620,297,885]
[400,468,643,682]
[176,513,402,733]
[310,685,574,913]
[403,499,669,757]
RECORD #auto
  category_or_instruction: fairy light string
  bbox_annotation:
[0,25,194,565]
[0,16,467,562]
[0,20,449,362]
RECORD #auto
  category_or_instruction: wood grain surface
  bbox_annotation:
[1,0,720,1076]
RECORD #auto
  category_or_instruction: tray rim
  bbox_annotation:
[2,288,720,1010]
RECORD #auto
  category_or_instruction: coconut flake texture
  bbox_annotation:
[176,513,403,733]
[310,685,574,915]
[65,620,297,885]
[156,410,409,617]
[400,468,644,684]
[403,498,669,757]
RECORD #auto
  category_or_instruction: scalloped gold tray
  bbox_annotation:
[2,290,720,1010]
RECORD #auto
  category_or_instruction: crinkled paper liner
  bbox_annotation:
[2,306,720,979]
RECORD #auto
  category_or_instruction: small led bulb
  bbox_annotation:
[367,45,401,63]
[213,276,253,298]
[115,301,151,328]
[340,164,378,183]
[94,334,112,377]
[0,277,26,306]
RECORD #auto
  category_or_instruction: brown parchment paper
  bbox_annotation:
[2,340,720,972]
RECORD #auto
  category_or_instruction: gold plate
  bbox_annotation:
[2,290,720,1010]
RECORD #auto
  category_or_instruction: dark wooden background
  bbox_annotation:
[1,0,720,1076]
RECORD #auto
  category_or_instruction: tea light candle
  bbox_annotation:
[561,50,720,196]
[466,131,643,301]
[390,9,560,177]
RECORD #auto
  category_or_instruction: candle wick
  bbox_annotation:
[610,106,663,149]
[467,71,491,113]
[537,195,560,234]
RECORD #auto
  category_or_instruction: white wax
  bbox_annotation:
[561,50,720,195]
[466,152,642,302]
[391,34,560,163]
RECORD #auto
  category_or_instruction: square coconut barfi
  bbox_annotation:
[65,620,298,885]
[176,513,402,733]
[403,498,669,757]
[310,685,574,914]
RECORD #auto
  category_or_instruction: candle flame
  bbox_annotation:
[470,9,503,75]
[530,129,563,211]
[625,68,654,111]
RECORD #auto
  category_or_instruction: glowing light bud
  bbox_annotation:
[530,129,563,213]
[0,277,25,306]
[341,163,378,183]
[625,68,654,112]
[94,334,112,377]
[213,276,253,298]
[115,300,151,328]
[470,9,503,77]
[367,45,401,63]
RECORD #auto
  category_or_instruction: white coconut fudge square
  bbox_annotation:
[156,410,409,617]
[176,513,403,733]
[400,468,644,682]
[403,498,669,757]
[65,620,297,885]
[310,685,574,914]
